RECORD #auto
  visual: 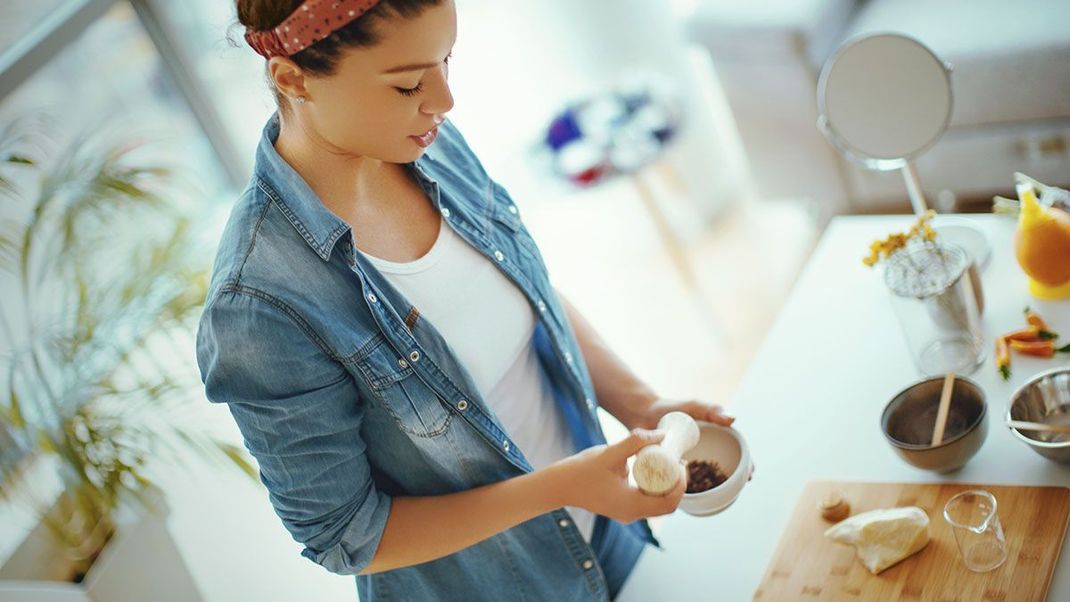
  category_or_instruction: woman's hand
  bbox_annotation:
[631,399,755,482]
[552,429,685,524]
[630,398,735,430]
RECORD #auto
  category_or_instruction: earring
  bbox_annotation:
[296,96,306,104]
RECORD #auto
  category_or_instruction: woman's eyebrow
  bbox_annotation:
[381,61,439,74]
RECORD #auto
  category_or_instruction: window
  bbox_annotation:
[1,2,232,201]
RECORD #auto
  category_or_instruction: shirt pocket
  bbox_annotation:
[488,182,542,261]
[351,334,452,438]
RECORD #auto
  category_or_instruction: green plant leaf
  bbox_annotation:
[37,430,56,454]
[218,443,258,481]
[0,123,42,196]
[8,389,25,428]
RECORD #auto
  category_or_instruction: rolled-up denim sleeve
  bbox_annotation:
[196,287,391,575]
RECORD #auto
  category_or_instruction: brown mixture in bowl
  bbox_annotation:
[686,459,728,493]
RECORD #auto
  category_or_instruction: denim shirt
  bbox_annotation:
[196,115,655,601]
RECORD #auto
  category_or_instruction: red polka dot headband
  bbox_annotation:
[244,0,383,59]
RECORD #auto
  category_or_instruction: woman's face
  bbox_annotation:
[286,0,457,164]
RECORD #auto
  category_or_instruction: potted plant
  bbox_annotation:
[0,117,254,601]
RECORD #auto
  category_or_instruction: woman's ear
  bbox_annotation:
[269,57,309,102]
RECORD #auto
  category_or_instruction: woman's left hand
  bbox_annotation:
[633,398,734,430]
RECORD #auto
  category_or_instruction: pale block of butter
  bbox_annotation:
[824,507,930,574]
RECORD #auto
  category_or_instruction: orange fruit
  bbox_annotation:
[1014,185,1070,292]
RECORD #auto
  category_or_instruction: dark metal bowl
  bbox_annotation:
[881,376,987,472]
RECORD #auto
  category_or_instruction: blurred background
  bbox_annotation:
[0,0,1067,600]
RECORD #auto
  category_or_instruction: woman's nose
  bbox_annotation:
[421,63,454,117]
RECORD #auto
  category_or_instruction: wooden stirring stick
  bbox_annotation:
[1007,420,1070,435]
[931,373,955,446]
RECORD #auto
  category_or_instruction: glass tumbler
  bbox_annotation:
[884,242,985,376]
[943,489,1007,572]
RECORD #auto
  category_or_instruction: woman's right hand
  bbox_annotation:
[552,429,686,524]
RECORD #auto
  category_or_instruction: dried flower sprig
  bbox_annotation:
[863,210,938,267]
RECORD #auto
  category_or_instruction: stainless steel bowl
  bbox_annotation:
[881,376,987,472]
[1007,367,1070,463]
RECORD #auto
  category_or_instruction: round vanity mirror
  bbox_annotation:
[818,33,952,169]
[818,33,990,269]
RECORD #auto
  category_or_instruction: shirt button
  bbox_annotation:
[558,518,571,528]
[582,559,594,570]
[493,250,504,262]
[508,205,518,214]
[457,399,469,411]
[586,398,596,410]
[502,439,510,452]
[409,350,421,363]
[564,351,574,364]
[398,358,409,368]
[441,207,451,218]
[537,300,547,312]
[367,293,378,303]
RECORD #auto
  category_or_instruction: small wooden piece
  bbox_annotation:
[818,491,851,522]
[930,372,955,446]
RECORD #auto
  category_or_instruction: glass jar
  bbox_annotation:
[884,242,985,375]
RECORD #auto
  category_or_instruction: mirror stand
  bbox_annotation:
[902,161,928,217]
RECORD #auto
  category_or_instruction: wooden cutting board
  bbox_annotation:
[755,482,1070,602]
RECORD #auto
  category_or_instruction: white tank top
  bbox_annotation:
[360,218,596,540]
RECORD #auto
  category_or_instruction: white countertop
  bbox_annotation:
[619,214,1070,601]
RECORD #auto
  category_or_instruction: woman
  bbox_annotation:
[197,0,734,599]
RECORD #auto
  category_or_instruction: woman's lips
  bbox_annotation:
[410,126,439,148]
